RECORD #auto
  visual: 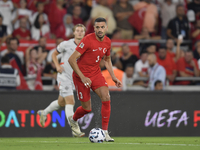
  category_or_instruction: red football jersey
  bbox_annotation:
[75,33,111,78]
[12,28,31,40]
[176,57,199,85]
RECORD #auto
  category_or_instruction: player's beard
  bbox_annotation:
[149,63,155,68]
[96,31,105,39]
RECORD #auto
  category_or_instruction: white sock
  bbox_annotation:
[65,104,74,123]
[103,130,108,133]
[43,100,61,115]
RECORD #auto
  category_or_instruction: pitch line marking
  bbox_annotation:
[108,143,200,147]
[15,141,200,146]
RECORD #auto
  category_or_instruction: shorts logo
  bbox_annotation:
[79,42,84,48]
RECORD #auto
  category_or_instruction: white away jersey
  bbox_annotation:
[56,39,77,80]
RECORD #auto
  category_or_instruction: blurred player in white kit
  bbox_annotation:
[37,24,86,137]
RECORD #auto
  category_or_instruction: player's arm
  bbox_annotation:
[52,50,64,73]
[103,55,122,88]
[175,38,182,62]
[68,51,92,88]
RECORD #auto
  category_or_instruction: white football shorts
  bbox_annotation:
[57,73,74,98]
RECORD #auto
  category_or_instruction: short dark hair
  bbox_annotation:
[29,48,37,55]
[185,50,193,54]
[146,43,156,48]
[176,4,184,10]
[1,56,10,64]
[36,2,44,8]
[167,38,174,41]
[9,37,20,45]
[140,50,148,56]
[125,64,134,70]
[158,45,167,50]
[154,80,162,87]
[73,4,81,9]
[94,17,107,24]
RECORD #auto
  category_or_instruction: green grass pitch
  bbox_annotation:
[0,137,200,150]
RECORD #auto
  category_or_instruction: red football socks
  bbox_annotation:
[73,106,91,121]
[101,101,111,130]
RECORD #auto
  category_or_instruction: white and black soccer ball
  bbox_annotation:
[89,128,105,143]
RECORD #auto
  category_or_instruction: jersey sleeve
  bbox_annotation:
[76,36,89,54]
[105,40,111,56]
[105,46,111,56]
[56,41,67,53]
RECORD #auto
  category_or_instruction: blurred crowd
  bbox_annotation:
[0,0,200,91]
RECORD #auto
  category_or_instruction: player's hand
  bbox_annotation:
[112,77,122,88]
[177,38,183,45]
[167,75,176,82]
[56,66,64,74]
[81,76,92,88]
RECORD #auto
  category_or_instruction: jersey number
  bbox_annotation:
[96,55,100,62]
[79,92,83,99]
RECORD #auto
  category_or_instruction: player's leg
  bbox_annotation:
[94,86,114,142]
[68,99,91,137]
[37,95,64,127]
[63,94,85,137]
[68,75,91,136]
[92,73,114,142]
[94,86,110,130]
[60,83,75,124]
[72,75,92,121]
[64,95,74,123]
[73,100,92,121]
[68,100,91,137]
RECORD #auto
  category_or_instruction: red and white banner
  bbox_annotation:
[1,39,139,57]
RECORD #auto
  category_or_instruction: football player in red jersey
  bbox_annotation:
[68,17,122,142]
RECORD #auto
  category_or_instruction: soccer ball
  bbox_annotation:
[89,128,105,143]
